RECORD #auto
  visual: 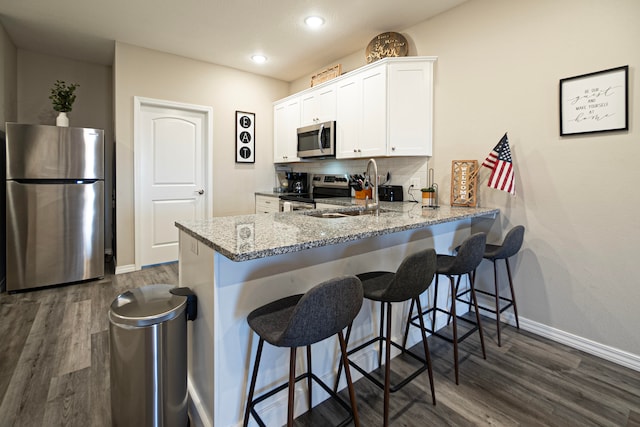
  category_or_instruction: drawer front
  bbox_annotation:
[255,195,280,213]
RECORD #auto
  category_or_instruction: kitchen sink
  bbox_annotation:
[305,208,391,219]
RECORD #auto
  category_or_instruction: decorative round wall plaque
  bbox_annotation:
[365,32,409,63]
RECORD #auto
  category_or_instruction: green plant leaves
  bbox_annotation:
[49,80,79,112]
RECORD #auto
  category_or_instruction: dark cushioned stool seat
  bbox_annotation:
[335,249,437,427]
[243,275,363,427]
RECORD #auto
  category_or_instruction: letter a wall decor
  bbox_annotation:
[236,111,255,163]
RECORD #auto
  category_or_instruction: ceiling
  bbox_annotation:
[0,0,467,82]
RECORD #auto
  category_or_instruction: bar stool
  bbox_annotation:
[335,249,438,427]
[404,232,487,385]
[243,276,363,427]
[456,225,524,346]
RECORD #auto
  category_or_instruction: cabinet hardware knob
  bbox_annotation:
[198,189,205,195]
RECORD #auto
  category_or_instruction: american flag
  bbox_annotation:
[482,133,515,195]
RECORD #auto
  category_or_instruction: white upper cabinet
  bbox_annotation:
[387,60,434,156]
[273,97,300,163]
[273,57,436,163]
[336,65,387,158]
[300,84,336,126]
[337,57,436,159]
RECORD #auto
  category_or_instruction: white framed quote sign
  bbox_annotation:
[559,65,628,136]
[236,111,255,163]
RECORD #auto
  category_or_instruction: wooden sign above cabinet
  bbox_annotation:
[365,32,409,64]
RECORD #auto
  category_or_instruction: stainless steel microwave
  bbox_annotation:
[297,121,336,158]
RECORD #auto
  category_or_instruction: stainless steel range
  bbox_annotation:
[279,173,350,211]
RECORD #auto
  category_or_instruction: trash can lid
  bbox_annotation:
[109,284,187,327]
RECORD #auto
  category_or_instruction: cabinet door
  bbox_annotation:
[388,61,433,156]
[300,84,336,126]
[359,65,387,158]
[335,76,361,159]
[273,98,300,163]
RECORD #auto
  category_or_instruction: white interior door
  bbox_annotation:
[134,97,212,269]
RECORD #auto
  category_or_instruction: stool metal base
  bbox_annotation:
[456,258,520,346]
[335,299,435,427]
[404,273,486,385]
[244,333,358,427]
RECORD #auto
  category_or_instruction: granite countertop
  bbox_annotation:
[175,202,499,262]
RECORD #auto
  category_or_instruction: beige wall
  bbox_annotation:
[292,0,640,355]
[15,50,114,254]
[114,42,289,269]
[0,22,17,130]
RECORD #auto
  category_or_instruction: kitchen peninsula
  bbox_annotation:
[176,203,498,427]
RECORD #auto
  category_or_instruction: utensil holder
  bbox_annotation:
[355,188,372,200]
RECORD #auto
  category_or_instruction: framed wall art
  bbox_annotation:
[559,65,628,136]
[236,111,255,163]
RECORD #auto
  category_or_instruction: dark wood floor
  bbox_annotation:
[1,262,639,426]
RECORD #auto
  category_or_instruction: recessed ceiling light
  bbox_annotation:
[305,16,325,28]
[251,55,267,64]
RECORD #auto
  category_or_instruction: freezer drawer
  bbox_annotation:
[6,181,104,291]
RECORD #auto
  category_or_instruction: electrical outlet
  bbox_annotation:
[410,178,420,189]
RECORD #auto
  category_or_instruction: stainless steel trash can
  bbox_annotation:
[109,284,197,427]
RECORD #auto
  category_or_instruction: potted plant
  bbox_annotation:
[49,80,79,127]
[421,187,435,206]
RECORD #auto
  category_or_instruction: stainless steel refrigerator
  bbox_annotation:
[5,123,104,292]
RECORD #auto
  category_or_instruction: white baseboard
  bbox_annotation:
[114,264,136,274]
[472,292,640,372]
[511,314,640,372]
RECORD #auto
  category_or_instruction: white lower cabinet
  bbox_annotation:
[255,195,280,213]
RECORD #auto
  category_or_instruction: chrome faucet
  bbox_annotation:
[365,158,379,211]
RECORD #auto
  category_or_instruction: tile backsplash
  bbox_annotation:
[276,157,430,202]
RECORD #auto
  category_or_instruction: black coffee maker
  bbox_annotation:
[286,172,308,194]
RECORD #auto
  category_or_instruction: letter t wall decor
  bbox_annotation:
[236,111,255,163]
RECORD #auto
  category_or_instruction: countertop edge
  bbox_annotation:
[176,207,499,262]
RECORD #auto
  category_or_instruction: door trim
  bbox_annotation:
[133,96,213,271]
